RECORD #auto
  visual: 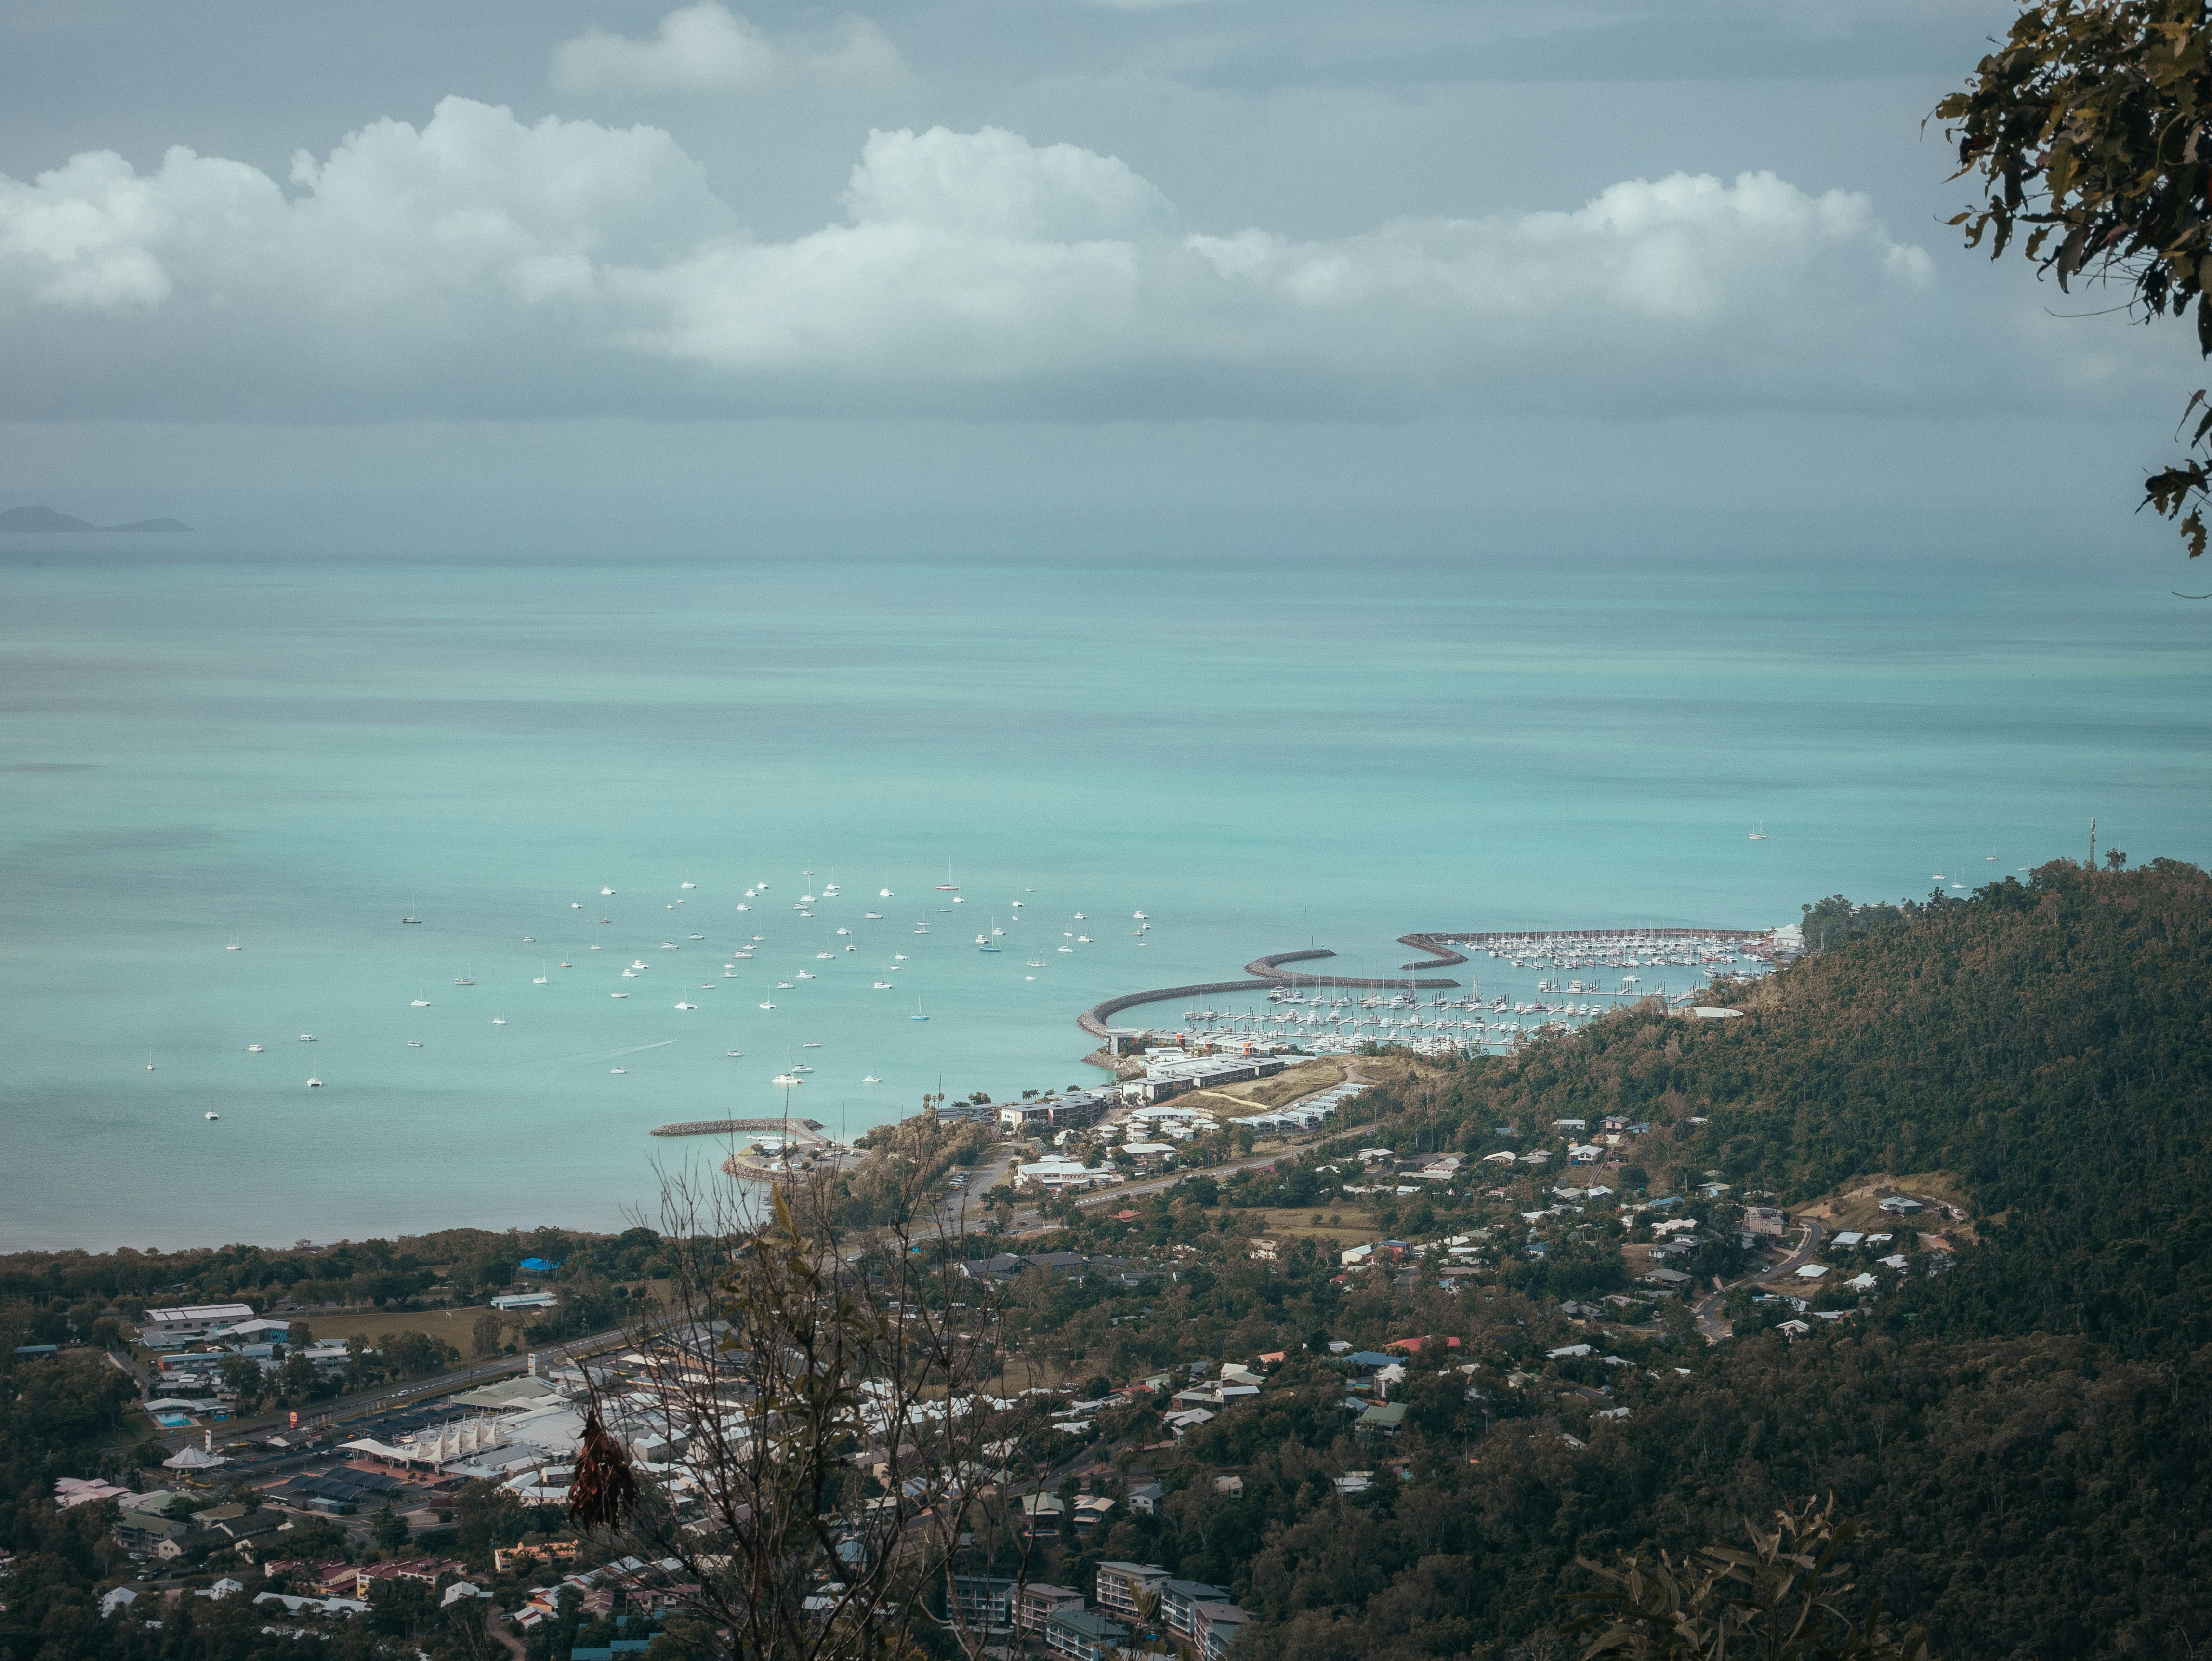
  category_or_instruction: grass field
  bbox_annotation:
[1244,1206,1381,1257]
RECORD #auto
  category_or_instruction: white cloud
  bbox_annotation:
[0,99,2099,424]
[550,4,904,95]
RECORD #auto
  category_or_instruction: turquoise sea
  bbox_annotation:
[3,537,2207,1250]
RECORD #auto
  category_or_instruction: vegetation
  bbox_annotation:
[1937,0,2212,555]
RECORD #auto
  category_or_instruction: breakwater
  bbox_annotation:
[1077,948,1461,1038]
[1080,927,1773,1038]
[651,1117,825,1139]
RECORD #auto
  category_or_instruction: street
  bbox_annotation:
[1691,1218,1825,1343]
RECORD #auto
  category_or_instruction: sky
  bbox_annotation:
[0,0,2202,554]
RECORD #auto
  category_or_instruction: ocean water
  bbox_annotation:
[3,540,2207,1250]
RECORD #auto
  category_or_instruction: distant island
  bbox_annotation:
[0,505,190,533]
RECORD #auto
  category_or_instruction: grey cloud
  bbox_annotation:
[0,93,2156,425]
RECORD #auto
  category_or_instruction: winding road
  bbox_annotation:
[1691,1218,1825,1343]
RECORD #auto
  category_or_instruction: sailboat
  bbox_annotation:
[411,984,431,1008]
[937,861,959,892]
[305,1071,322,1088]
[225,934,242,952]
[402,893,421,924]
[910,1000,929,1022]
[145,1048,156,1072]
[1747,823,1768,841]
[534,963,549,984]
[979,919,1001,953]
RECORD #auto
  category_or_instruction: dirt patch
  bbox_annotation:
[1794,1172,1977,1241]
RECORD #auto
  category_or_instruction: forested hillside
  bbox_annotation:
[988,861,2212,1661]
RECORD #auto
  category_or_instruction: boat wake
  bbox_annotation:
[544,1038,678,1070]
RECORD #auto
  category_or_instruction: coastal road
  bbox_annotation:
[1692,1219,1825,1343]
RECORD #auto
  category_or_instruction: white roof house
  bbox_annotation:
[1793,1263,1829,1279]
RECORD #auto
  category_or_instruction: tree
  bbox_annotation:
[1936,0,2212,555]
[1561,1496,1930,1661]
[276,1349,316,1404]
[371,1506,408,1551]
[471,1311,505,1359]
[217,1352,264,1413]
[566,1166,1043,1661]
[2107,846,2130,869]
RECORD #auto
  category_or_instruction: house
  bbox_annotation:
[1192,1601,1254,1661]
[1743,1206,1787,1237]
[490,1292,558,1312]
[1163,1408,1215,1437]
[1161,1579,1237,1642]
[951,1575,1017,1627]
[1793,1263,1829,1280]
[1567,1145,1603,1165]
[113,1511,187,1558]
[1018,1494,1065,1537]
[99,1587,140,1619]
[1046,1608,1131,1661]
[1776,1319,1812,1337]
[1094,1562,1169,1624]
[1016,1583,1086,1635]
[1334,1471,1372,1495]
[55,1477,134,1509]
[1128,1480,1164,1515]
[1831,1231,1865,1248]
[1357,1403,1407,1435]
[1877,1196,1925,1216]
[1211,1475,1244,1496]
[1640,1267,1692,1288]
[1846,1272,1879,1292]
[251,1590,369,1619]
[1071,1495,1116,1535]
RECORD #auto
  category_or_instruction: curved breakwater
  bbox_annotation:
[1080,928,1773,1038]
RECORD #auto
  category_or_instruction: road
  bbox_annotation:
[1691,1218,1825,1343]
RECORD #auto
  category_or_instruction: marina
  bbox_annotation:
[1084,929,1784,1058]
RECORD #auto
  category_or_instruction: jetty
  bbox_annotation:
[651,1117,825,1140]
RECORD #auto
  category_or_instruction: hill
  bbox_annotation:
[0,505,190,532]
[993,860,2212,1661]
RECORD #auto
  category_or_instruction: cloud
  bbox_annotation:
[0,97,2118,424]
[550,4,904,94]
